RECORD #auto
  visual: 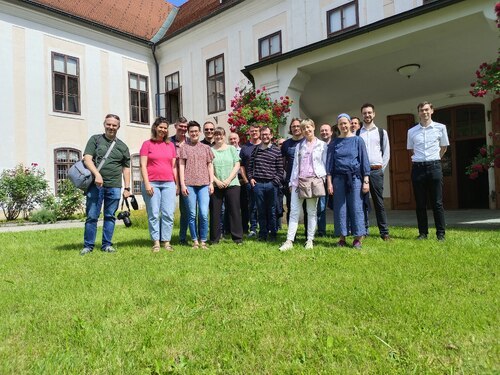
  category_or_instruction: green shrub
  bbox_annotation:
[129,209,149,229]
[29,208,57,224]
[0,163,51,220]
[45,179,85,220]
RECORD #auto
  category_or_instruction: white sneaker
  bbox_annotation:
[279,240,293,252]
[304,240,314,250]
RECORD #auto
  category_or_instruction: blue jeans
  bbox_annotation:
[253,181,277,239]
[333,175,365,237]
[245,183,258,232]
[178,194,189,242]
[186,185,209,242]
[142,181,176,241]
[84,185,121,249]
[317,195,327,235]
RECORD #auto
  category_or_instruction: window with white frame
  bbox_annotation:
[54,148,81,192]
[52,52,80,114]
[206,54,225,114]
[259,31,282,61]
[131,154,141,195]
[129,73,149,124]
[327,1,358,36]
[165,72,182,124]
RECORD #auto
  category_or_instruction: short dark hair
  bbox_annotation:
[288,117,303,135]
[104,113,120,124]
[351,116,361,123]
[417,101,433,111]
[260,125,272,134]
[176,116,188,124]
[187,120,201,131]
[203,121,215,129]
[360,103,375,112]
[151,117,169,142]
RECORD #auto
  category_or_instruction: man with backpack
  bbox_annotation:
[80,114,131,255]
[357,103,391,241]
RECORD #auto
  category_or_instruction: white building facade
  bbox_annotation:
[1,0,498,209]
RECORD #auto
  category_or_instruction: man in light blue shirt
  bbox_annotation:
[407,101,450,241]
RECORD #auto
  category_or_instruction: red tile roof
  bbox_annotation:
[163,0,243,39]
[23,0,175,40]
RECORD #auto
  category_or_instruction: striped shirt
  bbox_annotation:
[247,143,284,187]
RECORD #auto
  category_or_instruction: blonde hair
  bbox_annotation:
[300,118,315,130]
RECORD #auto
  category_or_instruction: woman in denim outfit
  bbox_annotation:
[327,113,370,249]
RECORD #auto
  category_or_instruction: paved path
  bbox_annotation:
[0,219,123,233]
[0,210,498,233]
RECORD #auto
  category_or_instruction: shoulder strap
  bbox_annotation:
[379,128,384,157]
[356,128,384,157]
[97,140,116,171]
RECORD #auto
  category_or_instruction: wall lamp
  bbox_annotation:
[397,64,421,79]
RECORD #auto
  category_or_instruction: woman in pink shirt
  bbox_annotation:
[140,117,177,252]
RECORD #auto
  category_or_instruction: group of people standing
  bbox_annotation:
[79,100,449,255]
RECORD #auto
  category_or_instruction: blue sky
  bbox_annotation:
[168,0,188,6]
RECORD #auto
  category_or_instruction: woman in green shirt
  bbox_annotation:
[209,127,243,244]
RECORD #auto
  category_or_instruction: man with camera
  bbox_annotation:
[80,114,131,255]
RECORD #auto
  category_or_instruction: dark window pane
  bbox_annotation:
[141,108,149,124]
[68,77,78,95]
[68,96,78,113]
[54,74,66,93]
[140,92,148,108]
[57,165,67,180]
[131,106,139,122]
[131,91,139,106]
[55,94,65,111]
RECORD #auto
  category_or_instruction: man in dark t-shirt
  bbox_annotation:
[80,114,130,255]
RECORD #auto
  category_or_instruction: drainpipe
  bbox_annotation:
[151,43,161,117]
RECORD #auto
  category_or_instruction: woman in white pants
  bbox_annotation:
[279,119,328,251]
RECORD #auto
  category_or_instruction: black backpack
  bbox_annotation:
[356,128,384,156]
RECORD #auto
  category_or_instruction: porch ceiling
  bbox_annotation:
[299,12,497,119]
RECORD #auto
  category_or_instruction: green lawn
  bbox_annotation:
[0,215,498,374]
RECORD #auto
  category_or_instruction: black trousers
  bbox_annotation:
[368,169,389,237]
[210,186,243,242]
[411,161,446,237]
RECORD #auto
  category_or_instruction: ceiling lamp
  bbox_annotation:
[397,64,421,79]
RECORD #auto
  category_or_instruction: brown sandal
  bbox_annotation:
[152,244,160,253]
[192,242,199,249]
[163,242,174,252]
[200,242,209,250]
